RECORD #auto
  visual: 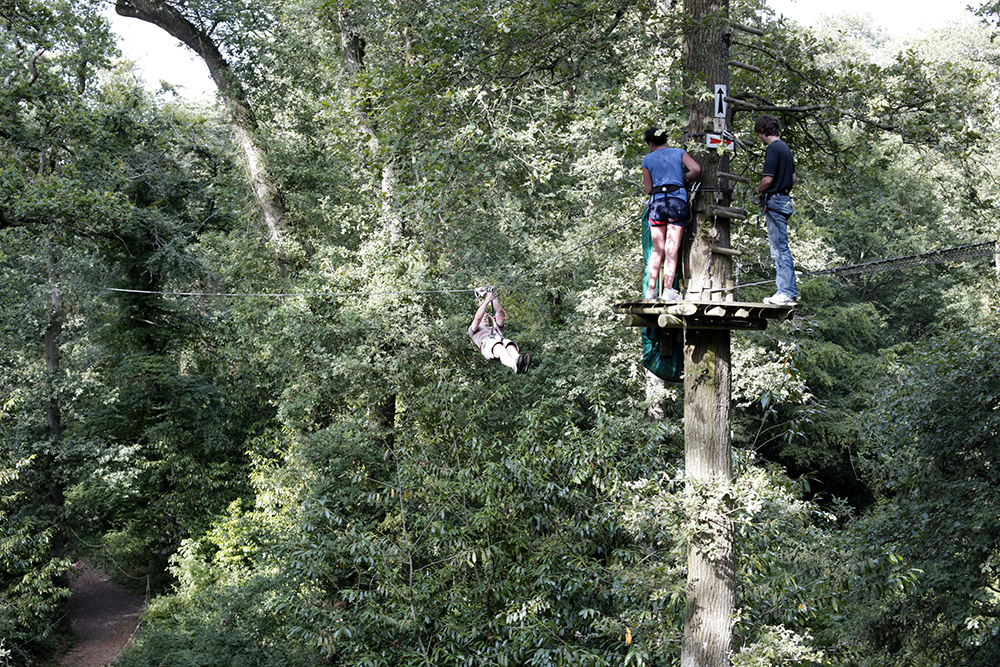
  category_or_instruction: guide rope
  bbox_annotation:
[723,241,999,292]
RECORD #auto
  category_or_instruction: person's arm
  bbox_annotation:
[682,152,701,180]
[469,297,494,338]
[642,167,653,195]
[493,299,507,328]
[756,174,773,194]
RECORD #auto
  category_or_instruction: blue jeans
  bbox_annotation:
[764,194,796,299]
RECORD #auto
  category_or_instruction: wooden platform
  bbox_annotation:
[611,299,795,331]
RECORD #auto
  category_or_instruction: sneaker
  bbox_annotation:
[763,292,797,306]
[644,286,657,300]
[660,287,682,301]
[515,353,532,374]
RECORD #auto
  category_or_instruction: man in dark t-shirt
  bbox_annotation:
[755,114,797,306]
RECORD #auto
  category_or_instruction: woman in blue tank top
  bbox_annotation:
[641,127,701,300]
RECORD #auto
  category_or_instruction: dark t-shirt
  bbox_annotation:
[761,139,795,195]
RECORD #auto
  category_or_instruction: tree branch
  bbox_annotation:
[115,0,289,275]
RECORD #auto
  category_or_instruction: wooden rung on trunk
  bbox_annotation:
[732,22,765,36]
[708,205,748,220]
[710,245,743,257]
[717,171,751,184]
[727,59,761,73]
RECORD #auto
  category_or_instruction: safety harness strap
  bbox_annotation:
[651,183,682,196]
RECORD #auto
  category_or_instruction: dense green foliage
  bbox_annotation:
[1,0,999,665]
[853,328,1000,666]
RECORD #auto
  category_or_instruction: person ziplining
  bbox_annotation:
[468,287,532,374]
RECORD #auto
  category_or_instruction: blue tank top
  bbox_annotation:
[642,147,687,202]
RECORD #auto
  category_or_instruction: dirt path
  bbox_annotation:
[58,563,146,667]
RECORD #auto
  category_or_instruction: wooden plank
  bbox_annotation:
[612,300,796,323]
[617,310,784,331]
[727,59,761,73]
[708,205,748,221]
[768,309,795,321]
[614,299,791,310]
[710,245,742,257]
[666,303,698,316]
[658,313,684,328]
[717,171,751,184]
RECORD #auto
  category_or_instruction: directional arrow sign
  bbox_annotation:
[714,84,728,118]
[706,133,734,150]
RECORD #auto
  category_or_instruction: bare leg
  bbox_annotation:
[647,224,668,296]
[491,341,521,371]
[660,224,685,293]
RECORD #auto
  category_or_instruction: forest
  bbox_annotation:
[2,0,999,665]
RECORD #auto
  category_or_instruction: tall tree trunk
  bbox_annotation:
[680,0,736,665]
[115,0,289,276]
[682,331,734,667]
[337,4,403,241]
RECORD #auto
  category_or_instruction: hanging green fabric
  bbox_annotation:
[641,205,683,382]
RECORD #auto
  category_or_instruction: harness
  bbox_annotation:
[760,189,791,215]
[763,189,790,199]
[650,183,683,197]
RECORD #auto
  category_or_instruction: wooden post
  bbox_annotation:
[680,0,736,664]
[682,329,734,667]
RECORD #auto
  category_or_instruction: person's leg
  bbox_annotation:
[488,341,517,371]
[500,342,531,373]
[646,223,668,298]
[765,196,796,299]
[660,223,685,295]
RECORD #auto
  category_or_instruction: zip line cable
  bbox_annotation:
[105,286,477,298]
[104,237,996,300]
[103,207,646,300]
[100,195,995,302]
